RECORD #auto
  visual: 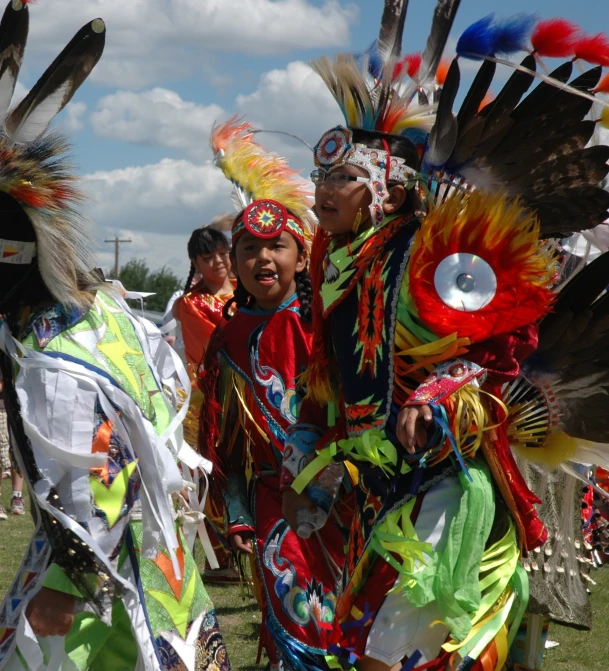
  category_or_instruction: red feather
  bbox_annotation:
[574,33,609,66]
[593,72,609,94]
[531,18,580,57]
[435,59,451,86]
[21,0,37,4]
[394,52,421,80]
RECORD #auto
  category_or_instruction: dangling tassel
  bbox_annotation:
[351,208,363,235]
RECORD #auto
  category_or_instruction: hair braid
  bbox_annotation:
[222,277,252,320]
[295,269,313,322]
[183,262,196,294]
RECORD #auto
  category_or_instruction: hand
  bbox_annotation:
[164,335,177,347]
[26,587,76,637]
[282,488,318,531]
[396,405,433,454]
[228,531,255,555]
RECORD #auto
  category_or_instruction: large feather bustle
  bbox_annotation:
[0,0,29,119]
[0,132,99,309]
[409,190,556,344]
[434,57,609,238]
[210,117,316,248]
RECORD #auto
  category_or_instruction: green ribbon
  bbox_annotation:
[291,429,411,494]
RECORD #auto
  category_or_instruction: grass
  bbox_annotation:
[1,485,607,669]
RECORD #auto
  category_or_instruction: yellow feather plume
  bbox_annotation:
[210,116,316,248]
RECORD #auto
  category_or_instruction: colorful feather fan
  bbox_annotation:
[310,0,462,138]
[210,116,316,247]
[408,190,556,343]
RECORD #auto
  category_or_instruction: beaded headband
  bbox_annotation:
[232,199,306,248]
[314,126,418,227]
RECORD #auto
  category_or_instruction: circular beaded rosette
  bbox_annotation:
[314,127,352,168]
[243,199,288,238]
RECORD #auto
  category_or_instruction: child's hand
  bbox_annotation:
[229,531,254,555]
[26,587,76,637]
[282,488,318,531]
[396,405,433,454]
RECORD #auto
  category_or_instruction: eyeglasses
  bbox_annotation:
[310,168,369,187]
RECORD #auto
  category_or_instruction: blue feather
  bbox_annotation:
[456,14,496,60]
[492,14,537,55]
[366,40,383,79]
[358,40,383,80]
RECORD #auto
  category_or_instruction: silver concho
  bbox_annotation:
[434,253,496,312]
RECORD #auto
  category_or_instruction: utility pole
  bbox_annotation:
[105,236,131,279]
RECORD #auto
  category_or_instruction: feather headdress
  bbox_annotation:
[0,0,105,309]
[210,116,316,249]
[311,0,461,140]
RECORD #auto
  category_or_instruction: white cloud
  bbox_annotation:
[91,88,224,155]
[83,158,236,270]
[89,61,343,174]
[83,157,232,232]
[58,102,88,134]
[236,61,342,143]
[22,0,358,89]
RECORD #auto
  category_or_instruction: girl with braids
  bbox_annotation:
[199,200,351,671]
[172,221,238,583]
[173,222,234,378]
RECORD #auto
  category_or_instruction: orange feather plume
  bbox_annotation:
[435,59,451,87]
[593,71,609,94]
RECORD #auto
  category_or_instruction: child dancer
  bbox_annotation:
[173,223,234,381]
[281,3,609,670]
[200,119,350,671]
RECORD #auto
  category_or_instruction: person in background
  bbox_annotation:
[172,218,238,583]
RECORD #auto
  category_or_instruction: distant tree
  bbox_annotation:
[108,259,182,313]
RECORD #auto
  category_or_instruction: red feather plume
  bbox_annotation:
[531,18,580,58]
[574,33,609,66]
[394,52,421,80]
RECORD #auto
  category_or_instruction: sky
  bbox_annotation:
[15,0,609,281]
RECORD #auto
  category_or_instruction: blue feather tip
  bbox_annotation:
[493,14,537,55]
[457,13,537,60]
[457,14,496,60]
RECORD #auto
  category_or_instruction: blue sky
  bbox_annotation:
[16,0,609,276]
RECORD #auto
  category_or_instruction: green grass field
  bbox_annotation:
[1,485,607,670]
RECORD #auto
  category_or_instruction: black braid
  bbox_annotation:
[183,262,196,294]
[295,269,313,322]
[222,277,252,319]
